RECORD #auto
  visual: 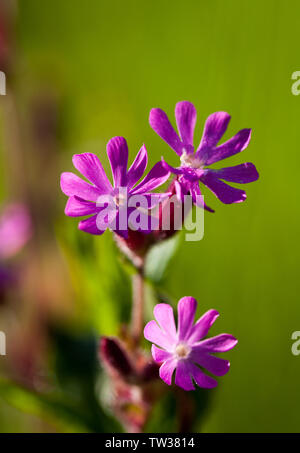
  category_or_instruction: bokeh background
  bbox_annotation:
[0,0,299,432]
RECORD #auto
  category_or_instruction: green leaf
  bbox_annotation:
[145,234,182,285]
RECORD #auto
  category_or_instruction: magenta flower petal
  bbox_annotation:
[60,172,102,201]
[107,136,128,187]
[149,108,183,156]
[126,144,148,190]
[203,128,252,166]
[175,361,195,391]
[96,203,117,231]
[175,101,197,146]
[65,196,99,217]
[132,161,170,194]
[161,157,183,176]
[189,181,215,213]
[154,303,177,340]
[197,111,231,154]
[210,162,259,183]
[109,207,133,238]
[177,296,197,341]
[188,362,218,389]
[144,320,174,350]
[141,193,170,209]
[159,358,177,386]
[173,177,191,203]
[196,334,238,353]
[174,179,185,202]
[127,208,156,235]
[72,153,113,193]
[152,345,172,363]
[191,351,230,376]
[201,173,247,204]
[188,309,219,343]
[78,214,105,235]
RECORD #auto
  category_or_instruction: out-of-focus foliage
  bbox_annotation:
[0,327,121,432]
[0,0,299,433]
[56,224,132,333]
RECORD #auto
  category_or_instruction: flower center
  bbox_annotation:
[180,149,203,169]
[175,343,191,359]
[113,192,126,207]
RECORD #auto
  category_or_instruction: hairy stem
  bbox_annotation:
[131,267,145,345]
[175,388,195,432]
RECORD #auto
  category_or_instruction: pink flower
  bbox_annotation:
[144,297,237,391]
[60,137,170,238]
[149,101,259,211]
[0,203,32,260]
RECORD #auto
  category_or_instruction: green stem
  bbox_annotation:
[131,266,145,345]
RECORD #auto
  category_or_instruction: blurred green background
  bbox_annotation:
[0,0,299,433]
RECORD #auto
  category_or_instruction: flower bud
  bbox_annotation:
[99,337,134,379]
[140,360,160,382]
[154,177,189,241]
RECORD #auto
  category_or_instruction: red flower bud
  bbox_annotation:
[99,337,134,379]
[154,177,189,241]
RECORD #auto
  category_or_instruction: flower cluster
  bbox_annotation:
[61,101,258,235]
[60,100,258,393]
